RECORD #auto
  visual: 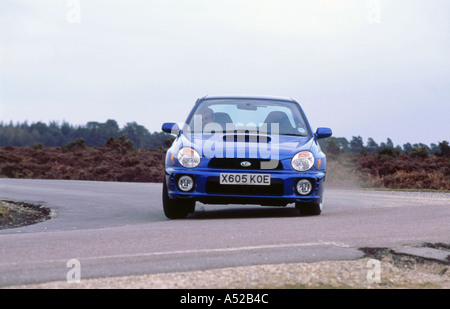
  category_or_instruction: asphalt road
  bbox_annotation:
[0,178,449,287]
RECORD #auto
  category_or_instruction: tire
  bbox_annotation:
[162,179,195,219]
[295,198,323,216]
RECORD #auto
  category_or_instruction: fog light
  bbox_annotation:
[296,179,313,195]
[178,175,194,192]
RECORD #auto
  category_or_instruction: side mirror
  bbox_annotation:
[315,127,332,139]
[162,122,180,135]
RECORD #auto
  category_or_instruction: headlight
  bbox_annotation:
[291,151,314,171]
[177,147,201,168]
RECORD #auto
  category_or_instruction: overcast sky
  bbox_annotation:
[1,0,449,147]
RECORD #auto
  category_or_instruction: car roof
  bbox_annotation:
[196,94,297,104]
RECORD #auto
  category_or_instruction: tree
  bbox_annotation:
[403,143,413,154]
[326,138,341,156]
[386,138,394,149]
[380,138,394,149]
[437,140,450,157]
[378,138,398,156]
[122,122,151,148]
[350,136,364,153]
[366,138,379,153]
[335,137,350,152]
[61,121,73,137]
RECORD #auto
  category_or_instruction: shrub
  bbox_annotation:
[410,146,430,159]
[378,147,400,157]
[105,134,134,154]
[32,142,44,150]
[63,138,86,152]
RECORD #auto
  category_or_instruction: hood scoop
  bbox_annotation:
[222,134,271,143]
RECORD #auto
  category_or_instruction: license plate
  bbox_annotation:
[220,173,271,185]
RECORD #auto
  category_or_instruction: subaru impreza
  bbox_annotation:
[161,95,332,219]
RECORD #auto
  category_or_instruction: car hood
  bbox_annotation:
[178,133,314,160]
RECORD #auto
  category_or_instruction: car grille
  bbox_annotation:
[207,158,283,170]
[205,177,284,196]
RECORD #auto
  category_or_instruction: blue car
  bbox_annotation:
[161,95,332,219]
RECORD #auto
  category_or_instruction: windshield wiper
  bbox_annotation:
[278,133,308,137]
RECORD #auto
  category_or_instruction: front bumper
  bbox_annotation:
[164,167,326,206]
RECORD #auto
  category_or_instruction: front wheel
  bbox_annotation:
[295,199,323,216]
[162,180,195,219]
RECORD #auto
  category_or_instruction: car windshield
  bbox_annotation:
[186,99,311,136]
